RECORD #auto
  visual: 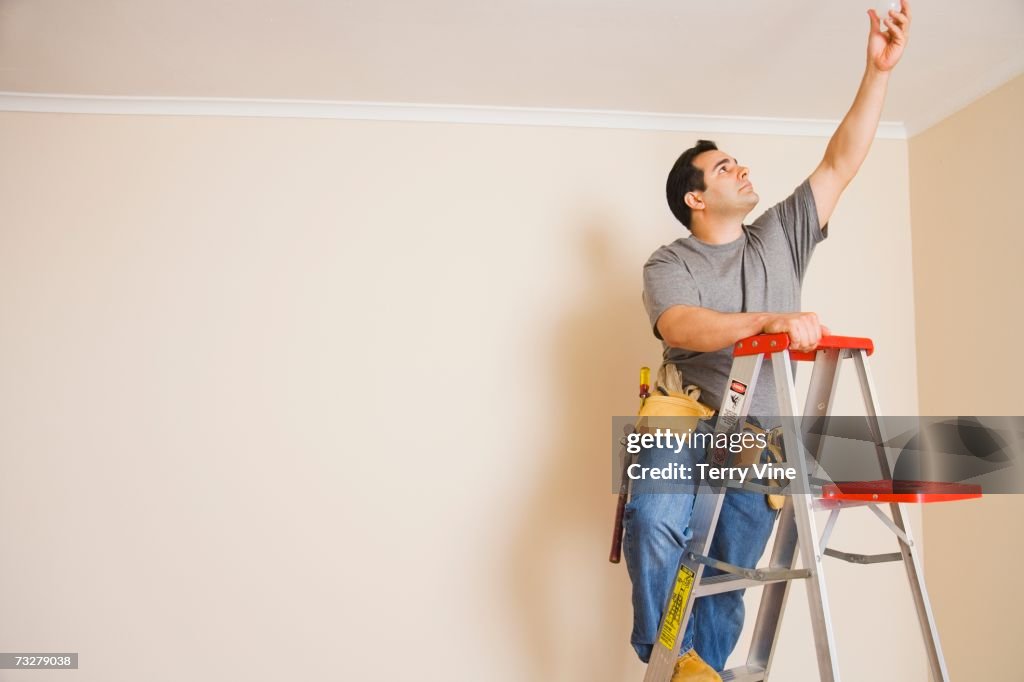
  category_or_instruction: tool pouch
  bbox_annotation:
[644,363,784,510]
[636,388,714,437]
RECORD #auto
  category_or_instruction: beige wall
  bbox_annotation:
[0,112,922,680]
[910,74,1024,682]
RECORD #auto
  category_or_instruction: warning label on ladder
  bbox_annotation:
[726,379,748,411]
[658,565,696,651]
[712,379,749,456]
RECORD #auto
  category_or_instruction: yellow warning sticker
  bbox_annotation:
[658,565,696,650]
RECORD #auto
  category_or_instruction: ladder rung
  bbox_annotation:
[721,665,766,681]
[823,548,903,564]
[695,570,810,597]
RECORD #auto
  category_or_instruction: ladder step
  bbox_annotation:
[720,665,766,681]
[695,570,809,597]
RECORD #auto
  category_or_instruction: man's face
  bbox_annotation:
[689,149,759,219]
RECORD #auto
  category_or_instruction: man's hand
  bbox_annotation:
[867,0,912,72]
[762,312,830,352]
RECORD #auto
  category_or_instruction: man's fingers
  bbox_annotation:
[808,316,824,351]
[806,315,820,348]
[884,19,907,43]
[807,322,821,351]
[901,0,912,22]
[867,8,881,33]
[799,325,813,351]
[784,322,800,350]
[775,314,829,352]
[793,320,812,352]
[889,10,910,34]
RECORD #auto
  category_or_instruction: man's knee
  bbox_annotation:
[624,493,694,550]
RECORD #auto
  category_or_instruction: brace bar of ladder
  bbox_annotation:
[822,548,903,565]
[867,504,914,547]
[688,552,812,584]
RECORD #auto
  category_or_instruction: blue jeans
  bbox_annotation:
[622,429,779,671]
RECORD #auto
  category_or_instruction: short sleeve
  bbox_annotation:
[643,248,700,340]
[753,178,827,281]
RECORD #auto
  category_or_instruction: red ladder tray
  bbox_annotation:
[821,480,982,503]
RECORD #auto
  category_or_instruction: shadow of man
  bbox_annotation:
[504,219,659,682]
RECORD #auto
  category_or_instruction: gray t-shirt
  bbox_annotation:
[642,178,827,420]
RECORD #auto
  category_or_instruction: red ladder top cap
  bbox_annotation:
[733,333,874,359]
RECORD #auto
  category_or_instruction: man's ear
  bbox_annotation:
[684,192,704,210]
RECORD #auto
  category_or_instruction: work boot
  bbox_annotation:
[670,649,722,682]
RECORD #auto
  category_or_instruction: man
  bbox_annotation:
[624,3,912,680]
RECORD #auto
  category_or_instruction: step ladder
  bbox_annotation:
[640,333,981,682]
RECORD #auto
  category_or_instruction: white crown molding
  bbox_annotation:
[0,91,909,139]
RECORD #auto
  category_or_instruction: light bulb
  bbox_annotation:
[877,1,900,31]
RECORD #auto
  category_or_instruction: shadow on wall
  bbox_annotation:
[505,215,659,682]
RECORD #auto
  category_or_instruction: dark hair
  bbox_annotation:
[665,139,718,228]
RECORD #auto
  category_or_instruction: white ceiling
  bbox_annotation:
[2,0,1022,133]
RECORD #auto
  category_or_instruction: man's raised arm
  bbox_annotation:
[809,0,912,228]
